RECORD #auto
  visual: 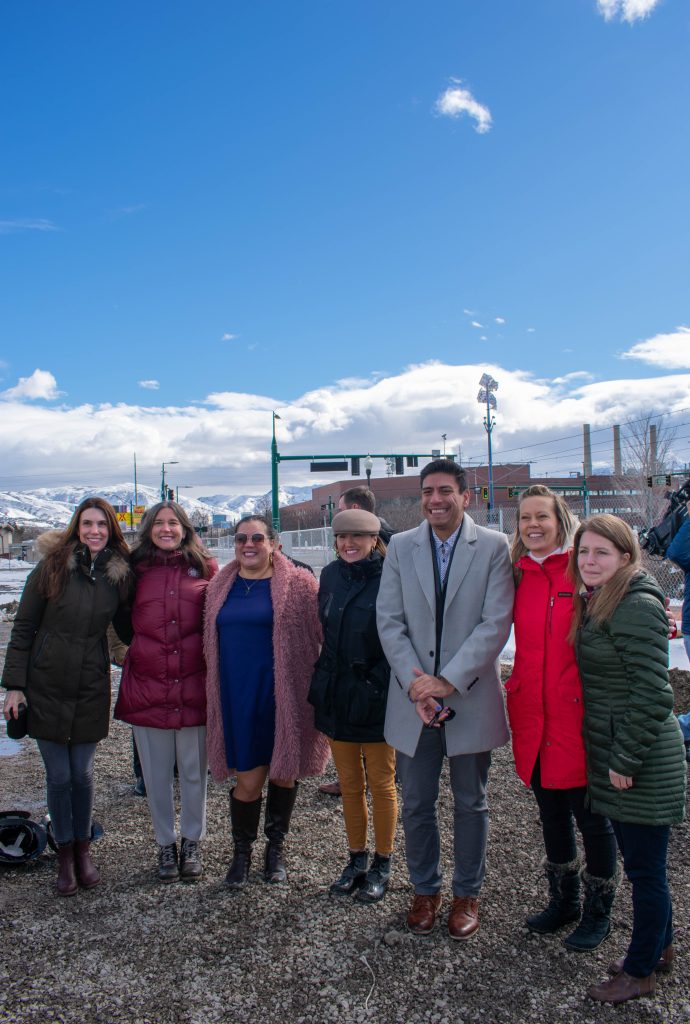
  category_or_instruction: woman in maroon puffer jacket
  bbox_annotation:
[505,485,617,953]
[115,501,217,883]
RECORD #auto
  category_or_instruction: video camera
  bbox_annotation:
[639,478,690,557]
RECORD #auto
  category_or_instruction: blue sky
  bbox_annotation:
[1,0,689,493]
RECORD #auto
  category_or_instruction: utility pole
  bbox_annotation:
[271,411,281,532]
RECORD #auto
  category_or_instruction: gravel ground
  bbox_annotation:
[1,621,689,1024]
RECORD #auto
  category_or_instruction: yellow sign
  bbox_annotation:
[133,505,146,525]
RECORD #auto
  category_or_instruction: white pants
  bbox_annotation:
[132,725,208,846]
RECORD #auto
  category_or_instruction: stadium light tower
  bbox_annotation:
[477,373,498,510]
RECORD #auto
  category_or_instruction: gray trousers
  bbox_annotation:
[396,727,491,897]
[132,725,208,846]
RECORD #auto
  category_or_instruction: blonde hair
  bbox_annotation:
[568,514,641,643]
[511,485,579,578]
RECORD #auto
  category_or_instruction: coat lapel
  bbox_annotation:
[412,523,436,613]
[443,513,477,610]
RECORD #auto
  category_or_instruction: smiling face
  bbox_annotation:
[78,509,110,556]
[335,533,376,563]
[235,519,275,576]
[518,495,560,558]
[421,472,469,540]
[577,530,630,588]
[151,509,184,551]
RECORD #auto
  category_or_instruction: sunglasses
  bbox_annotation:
[234,533,268,545]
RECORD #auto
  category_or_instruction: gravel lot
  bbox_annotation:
[1,620,689,1024]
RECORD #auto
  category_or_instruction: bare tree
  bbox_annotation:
[618,415,677,529]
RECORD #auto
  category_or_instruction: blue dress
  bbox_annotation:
[217,577,275,772]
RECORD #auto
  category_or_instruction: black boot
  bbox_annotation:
[526,859,581,934]
[330,850,369,896]
[355,853,392,904]
[564,870,617,951]
[225,792,262,889]
[263,781,299,883]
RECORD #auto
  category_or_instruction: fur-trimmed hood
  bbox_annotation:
[35,529,131,587]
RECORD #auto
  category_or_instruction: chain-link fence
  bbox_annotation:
[278,515,686,604]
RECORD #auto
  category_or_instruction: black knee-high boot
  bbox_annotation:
[263,781,299,883]
[225,791,262,889]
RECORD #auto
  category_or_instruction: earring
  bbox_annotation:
[269,552,274,566]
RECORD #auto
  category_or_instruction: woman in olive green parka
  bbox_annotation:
[570,515,686,1007]
[2,498,132,896]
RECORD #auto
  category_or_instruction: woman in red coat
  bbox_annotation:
[115,501,217,882]
[505,485,617,951]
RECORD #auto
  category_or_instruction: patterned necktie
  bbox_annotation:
[439,541,449,584]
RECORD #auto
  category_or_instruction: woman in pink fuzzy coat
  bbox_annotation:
[204,514,328,889]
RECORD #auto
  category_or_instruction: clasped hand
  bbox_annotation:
[409,668,455,727]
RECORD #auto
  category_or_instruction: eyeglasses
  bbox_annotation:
[234,533,268,545]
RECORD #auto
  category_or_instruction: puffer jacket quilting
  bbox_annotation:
[576,572,686,825]
[114,551,217,729]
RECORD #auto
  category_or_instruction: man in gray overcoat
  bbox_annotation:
[376,459,513,939]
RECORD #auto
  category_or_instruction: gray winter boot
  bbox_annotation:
[526,858,581,934]
[563,869,618,951]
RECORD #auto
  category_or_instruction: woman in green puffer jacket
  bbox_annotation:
[569,515,686,1007]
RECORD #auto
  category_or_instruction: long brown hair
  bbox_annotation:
[510,485,578,574]
[568,514,641,643]
[132,501,214,578]
[38,497,129,600]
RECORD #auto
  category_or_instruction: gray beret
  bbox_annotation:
[332,509,381,535]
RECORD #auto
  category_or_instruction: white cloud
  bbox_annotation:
[1,369,62,401]
[480,336,488,341]
[471,321,484,329]
[435,80,492,134]
[1,361,689,492]
[596,0,662,22]
[221,332,238,341]
[527,327,536,333]
[462,309,475,316]
[138,380,160,390]
[495,317,506,325]
[620,326,690,370]
[0,218,59,234]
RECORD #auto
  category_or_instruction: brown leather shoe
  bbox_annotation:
[608,945,673,977]
[448,896,480,940]
[318,780,342,797]
[407,894,442,935]
[588,971,656,1004]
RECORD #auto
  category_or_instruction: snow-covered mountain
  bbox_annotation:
[0,484,313,528]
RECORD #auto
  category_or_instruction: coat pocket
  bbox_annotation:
[347,676,387,727]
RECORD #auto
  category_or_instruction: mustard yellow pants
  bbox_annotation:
[328,739,398,855]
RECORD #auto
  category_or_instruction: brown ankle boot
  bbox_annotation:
[74,839,100,889]
[56,842,78,896]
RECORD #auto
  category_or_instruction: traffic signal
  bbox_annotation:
[395,457,404,475]
[351,457,360,476]
[665,474,672,486]
[482,487,489,501]
[508,487,519,498]
[406,456,419,468]
[647,476,653,487]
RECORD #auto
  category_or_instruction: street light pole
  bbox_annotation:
[477,374,498,512]
[365,454,373,489]
[161,461,179,501]
[271,412,282,532]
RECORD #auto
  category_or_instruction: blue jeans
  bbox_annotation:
[530,759,617,877]
[612,820,673,978]
[37,739,98,845]
[396,727,491,897]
